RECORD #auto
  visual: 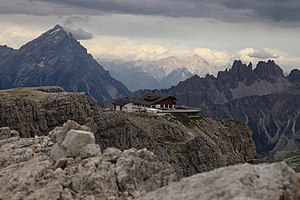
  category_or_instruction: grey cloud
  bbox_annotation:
[249,50,279,59]
[64,27,93,40]
[63,16,90,26]
[2,0,300,23]
[220,0,300,22]
[62,16,92,40]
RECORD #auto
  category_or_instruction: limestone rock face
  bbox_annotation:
[0,128,176,200]
[113,113,256,178]
[0,87,256,178]
[0,87,107,138]
[139,162,300,200]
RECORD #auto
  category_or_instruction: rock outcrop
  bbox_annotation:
[139,162,300,200]
[0,87,107,137]
[0,123,176,200]
[0,87,256,178]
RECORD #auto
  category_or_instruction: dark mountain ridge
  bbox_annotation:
[165,60,292,107]
[135,60,299,154]
[0,25,131,106]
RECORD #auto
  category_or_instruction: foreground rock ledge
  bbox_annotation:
[0,122,299,199]
[138,162,300,200]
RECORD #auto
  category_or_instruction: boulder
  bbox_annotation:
[50,121,96,161]
[80,144,100,159]
[49,120,82,144]
[138,162,300,200]
[61,129,95,157]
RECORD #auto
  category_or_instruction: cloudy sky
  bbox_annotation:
[0,0,300,73]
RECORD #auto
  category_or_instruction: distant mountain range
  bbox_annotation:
[99,54,242,92]
[99,59,194,91]
[0,25,131,106]
[98,54,226,91]
[135,60,300,155]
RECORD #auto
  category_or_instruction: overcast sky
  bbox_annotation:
[0,0,300,73]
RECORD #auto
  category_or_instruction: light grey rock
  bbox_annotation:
[49,120,81,144]
[80,144,100,159]
[101,147,123,162]
[54,157,68,169]
[50,143,67,162]
[50,121,96,161]
[115,148,176,198]
[24,181,63,200]
[138,162,300,200]
[0,137,34,170]
[61,129,95,157]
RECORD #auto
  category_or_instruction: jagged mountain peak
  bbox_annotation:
[43,24,69,38]
[53,24,63,30]
[0,45,16,58]
[164,60,293,108]
[160,67,193,88]
[19,24,80,53]
[255,60,283,74]
[174,66,190,73]
[288,69,300,83]
[216,60,284,84]
[254,60,284,82]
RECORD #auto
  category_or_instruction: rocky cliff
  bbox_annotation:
[200,93,300,154]
[0,25,131,106]
[0,87,255,178]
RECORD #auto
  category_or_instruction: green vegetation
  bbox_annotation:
[166,113,203,128]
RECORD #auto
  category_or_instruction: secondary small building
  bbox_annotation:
[112,99,134,112]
